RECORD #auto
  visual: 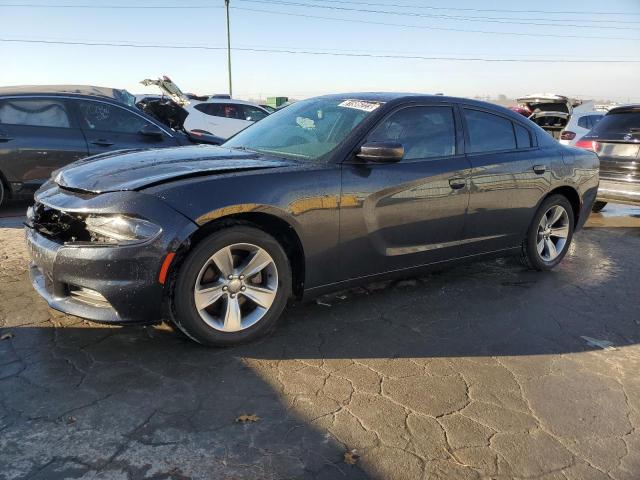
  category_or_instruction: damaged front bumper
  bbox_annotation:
[25,183,198,324]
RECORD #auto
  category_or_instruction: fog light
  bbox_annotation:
[69,286,110,308]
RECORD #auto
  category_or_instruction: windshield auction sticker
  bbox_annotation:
[338,99,382,112]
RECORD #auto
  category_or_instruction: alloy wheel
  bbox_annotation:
[193,243,278,332]
[536,205,570,262]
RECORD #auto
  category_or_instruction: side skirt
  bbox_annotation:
[302,246,521,300]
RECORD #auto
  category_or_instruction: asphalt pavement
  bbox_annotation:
[1,201,639,479]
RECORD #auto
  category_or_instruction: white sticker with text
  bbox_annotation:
[338,99,382,112]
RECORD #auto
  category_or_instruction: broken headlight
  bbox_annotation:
[84,215,161,245]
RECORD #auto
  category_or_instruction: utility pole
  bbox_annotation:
[225,0,232,98]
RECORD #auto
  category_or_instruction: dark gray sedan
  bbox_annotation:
[0,85,220,206]
[25,93,599,345]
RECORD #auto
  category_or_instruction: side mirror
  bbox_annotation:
[356,142,404,163]
[139,124,164,139]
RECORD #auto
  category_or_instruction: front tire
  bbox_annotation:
[0,180,5,208]
[522,195,574,271]
[171,226,291,346]
[592,201,607,213]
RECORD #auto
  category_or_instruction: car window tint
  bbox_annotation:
[589,115,603,129]
[77,101,150,133]
[577,116,590,129]
[589,111,640,138]
[241,105,268,122]
[195,103,221,116]
[514,123,532,149]
[464,109,516,153]
[220,104,242,119]
[578,114,603,130]
[368,106,456,160]
[195,103,244,119]
[0,99,71,128]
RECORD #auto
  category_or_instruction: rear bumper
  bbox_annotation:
[597,179,640,206]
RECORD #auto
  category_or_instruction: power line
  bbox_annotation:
[2,38,639,63]
[0,3,223,8]
[1,0,638,16]
[2,1,638,26]
[233,6,640,41]
[2,2,639,40]
[298,0,640,17]
[235,0,640,29]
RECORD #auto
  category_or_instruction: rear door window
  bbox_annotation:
[76,100,152,134]
[194,103,223,117]
[195,103,243,119]
[240,105,268,122]
[463,109,516,153]
[0,99,71,128]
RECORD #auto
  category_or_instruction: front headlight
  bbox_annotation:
[84,215,161,245]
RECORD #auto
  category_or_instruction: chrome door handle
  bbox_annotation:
[533,164,547,174]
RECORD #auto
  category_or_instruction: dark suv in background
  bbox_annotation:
[579,105,640,212]
[0,85,220,207]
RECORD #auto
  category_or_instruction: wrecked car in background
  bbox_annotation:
[141,76,271,140]
[516,93,582,140]
[0,85,221,207]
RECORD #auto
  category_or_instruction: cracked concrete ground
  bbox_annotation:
[1,202,640,480]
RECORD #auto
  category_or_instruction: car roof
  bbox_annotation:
[607,104,640,115]
[0,85,132,102]
[312,92,523,115]
[203,98,268,108]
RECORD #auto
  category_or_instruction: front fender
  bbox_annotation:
[143,165,342,289]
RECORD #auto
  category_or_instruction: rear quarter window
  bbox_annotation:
[577,114,603,130]
[514,123,532,149]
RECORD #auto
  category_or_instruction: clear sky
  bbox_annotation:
[1,0,639,102]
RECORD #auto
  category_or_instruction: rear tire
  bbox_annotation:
[592,201,607,213]
[0,180,5,208]
[171,225,291,346]
[522,194,574,271]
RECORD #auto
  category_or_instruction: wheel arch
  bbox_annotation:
[171,211,306,299]
[543,185,582,227]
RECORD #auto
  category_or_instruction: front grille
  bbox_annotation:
[30,203,92,244]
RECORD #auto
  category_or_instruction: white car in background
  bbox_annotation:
[140,76,270,140]
[559,101,611,146]
[559,109,605,146]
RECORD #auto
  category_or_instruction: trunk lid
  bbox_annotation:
[52,145,295,193]
[584,106,640,182]
[517,94,579,139]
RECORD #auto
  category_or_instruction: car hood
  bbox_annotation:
[53,145,295,193]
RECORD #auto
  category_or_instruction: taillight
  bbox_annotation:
[575,139,597,151]
[560,131,576,141]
